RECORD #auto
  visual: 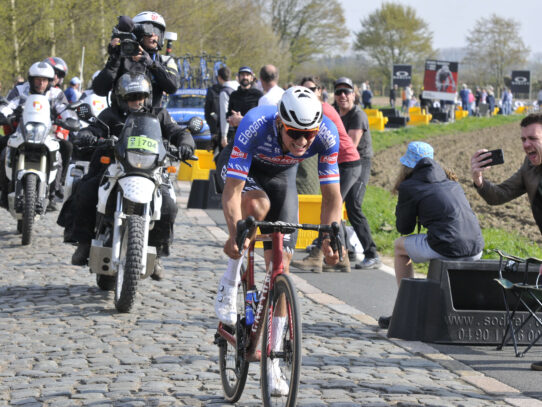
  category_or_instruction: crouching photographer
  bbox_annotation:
[92,11,179,108]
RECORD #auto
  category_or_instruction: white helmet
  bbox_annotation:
[133,11,166,49]
[28,61,55,94]
[278,86,323,130]
[28,62,55,80]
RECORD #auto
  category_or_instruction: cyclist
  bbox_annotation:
[214,86,343,395]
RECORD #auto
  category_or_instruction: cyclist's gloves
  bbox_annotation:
[178,144,194,161]
[74,129,98,147]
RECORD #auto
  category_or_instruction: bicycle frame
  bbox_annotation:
[216,230,284,361]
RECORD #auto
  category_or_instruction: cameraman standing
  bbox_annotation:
[92,11,179,108]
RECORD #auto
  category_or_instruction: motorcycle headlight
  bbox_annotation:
[24,122,48,142]
[126,151,157,169]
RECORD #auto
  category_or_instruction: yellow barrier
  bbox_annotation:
[493,107,500,116]
[368,116,388,131]
[255,194,347,249]
[178,149,216,181]
[364,109,382,117]
[409,114,432,126]
[409,107,422,115]
[455,109,469,120]
[515,105,527,114]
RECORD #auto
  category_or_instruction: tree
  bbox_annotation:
[463,14,529,92]
[353,2,434,86]
[266,0,349,77]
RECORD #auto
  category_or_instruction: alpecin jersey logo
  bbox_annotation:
[231,146,248,159]
[33,101,43,111]
[320,152,338,165]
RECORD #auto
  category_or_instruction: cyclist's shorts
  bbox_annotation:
[217,144,299,253]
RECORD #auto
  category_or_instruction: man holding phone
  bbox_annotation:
[471,114,542,234]
[471,112,542,372]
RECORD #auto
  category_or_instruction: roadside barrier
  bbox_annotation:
[178,149,216,181]
[387,259,542,345]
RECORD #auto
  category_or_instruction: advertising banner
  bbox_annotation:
[392,64,412,87]
[510,70,530,95]
[422,60,459,102]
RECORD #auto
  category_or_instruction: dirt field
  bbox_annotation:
[370,121,542,244]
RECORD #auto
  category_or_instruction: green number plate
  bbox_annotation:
[127,136,159,153]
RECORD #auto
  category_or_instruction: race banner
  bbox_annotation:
[422,60,459,102]
[510,70,530,94]
[392,64,412,87]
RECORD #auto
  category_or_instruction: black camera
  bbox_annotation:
[112,27,140,58]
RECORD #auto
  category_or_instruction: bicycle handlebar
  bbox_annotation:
[235,216,343,261]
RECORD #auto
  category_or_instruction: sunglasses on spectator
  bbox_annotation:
[334,88,354,96]
[280,121,319,141]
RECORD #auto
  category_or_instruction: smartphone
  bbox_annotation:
[482,149,504,167]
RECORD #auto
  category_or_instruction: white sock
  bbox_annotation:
[222,257,244,286]
[271,316,287,352]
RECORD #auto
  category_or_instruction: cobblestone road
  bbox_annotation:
[0,187,538,406]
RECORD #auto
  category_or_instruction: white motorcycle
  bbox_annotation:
[89,112,201,312]
[1,94,79,245]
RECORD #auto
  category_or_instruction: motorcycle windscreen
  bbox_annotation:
[23,95,51,126]
[116,112,166,163]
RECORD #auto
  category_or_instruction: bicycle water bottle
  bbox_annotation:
[245,291,255,326]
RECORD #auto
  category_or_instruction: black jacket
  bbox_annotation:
[396,158,484,258]
[92,52,178,108]
[226,86,263,119]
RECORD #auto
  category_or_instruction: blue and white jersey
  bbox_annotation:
[226,105,340,185]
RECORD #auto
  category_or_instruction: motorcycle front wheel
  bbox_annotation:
[114,215,144,312]
[21,173,38,245]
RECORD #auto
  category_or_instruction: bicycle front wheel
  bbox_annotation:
[261,274,301,406]
[218,276,249,402]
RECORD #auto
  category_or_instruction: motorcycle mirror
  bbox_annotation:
[187,116,203,134]
[74,103,95,122]
[164,31,177,41]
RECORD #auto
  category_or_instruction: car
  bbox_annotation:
[166,88,211,149]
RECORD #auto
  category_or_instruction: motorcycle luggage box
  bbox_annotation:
[89,239,157,278]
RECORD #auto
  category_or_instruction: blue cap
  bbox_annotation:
[238,66,253,75]
[400,141,434,168]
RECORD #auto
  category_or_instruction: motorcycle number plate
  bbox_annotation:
[127,136,158,153]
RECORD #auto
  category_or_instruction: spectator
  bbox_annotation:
[225,66,263,144]
[322,86,329,103]
[217,67,239,151]
[501,87,513,116]
[378,142,484,329]
[390,84,398,108]
[487,86,496,116]
[292,75,363,273]
[333,77,381,269]
[258,64,284,107]
[459,84,471,114]
[361,84,373,109]
[64,77,81,103]
[475,87,482,114]
[205,66,227,151]
[402,84,412,114]
[537,88,542,111]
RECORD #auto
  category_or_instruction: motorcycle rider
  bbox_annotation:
[64,72,195,280]
[0,61,77,209]
[92,11,179,108]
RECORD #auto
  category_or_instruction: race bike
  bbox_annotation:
[1,94,79,245]
[88,112,201,312]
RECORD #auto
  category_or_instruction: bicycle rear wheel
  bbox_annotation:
[218,274,249,402]
[260,273,301,406]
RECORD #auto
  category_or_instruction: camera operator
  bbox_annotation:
[92,11,179,108]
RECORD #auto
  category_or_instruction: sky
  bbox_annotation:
[338,0,542,56]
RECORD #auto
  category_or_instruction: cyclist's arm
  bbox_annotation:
[222,177,246,259]
[320,183,342,226]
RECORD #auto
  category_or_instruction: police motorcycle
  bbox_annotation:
[88,110,202,312]
[0,95,79,245]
